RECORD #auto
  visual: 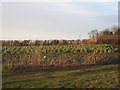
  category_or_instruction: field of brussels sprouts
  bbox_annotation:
[2,44,120,88]
[2,44,119,71]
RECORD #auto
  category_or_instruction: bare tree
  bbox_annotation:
[88,30,98,39]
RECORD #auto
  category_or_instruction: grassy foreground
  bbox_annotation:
[2,64,119,88]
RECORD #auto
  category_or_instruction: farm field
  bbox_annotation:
[2,44,120,88]
[2,64,120,88]
[2,1,120,88]
[2,44,119,69]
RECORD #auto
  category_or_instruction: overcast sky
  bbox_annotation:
[1,1,118,40]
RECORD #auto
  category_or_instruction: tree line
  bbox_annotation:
[88,25,120,39]
[88,25,120,45]
[2,39,82,46]
[2,25,120,46]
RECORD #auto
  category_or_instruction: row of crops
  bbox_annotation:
[41,44,118,55]
[2,44,119,70]
[2,44,118,55]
